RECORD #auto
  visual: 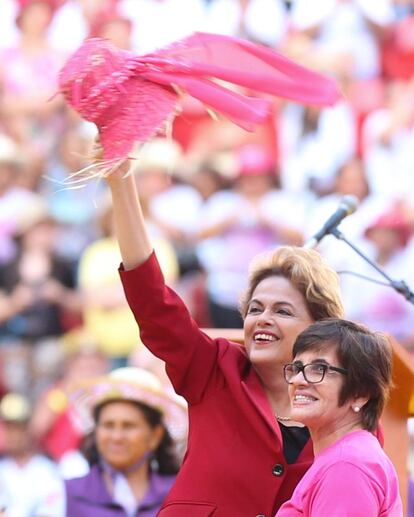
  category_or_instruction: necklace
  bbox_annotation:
[276,415,291,422]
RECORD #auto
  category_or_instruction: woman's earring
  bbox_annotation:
[352,406,360,413]
[150,457,159,472]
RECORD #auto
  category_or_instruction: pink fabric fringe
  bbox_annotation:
[59,33,341,160]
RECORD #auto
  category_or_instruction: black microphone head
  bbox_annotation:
[339,195,359,216]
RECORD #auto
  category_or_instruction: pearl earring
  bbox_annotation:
[353,406,360,413]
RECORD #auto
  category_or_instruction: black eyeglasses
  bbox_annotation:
[283,362,348,384]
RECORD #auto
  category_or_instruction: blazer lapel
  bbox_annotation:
[241,366,283,446]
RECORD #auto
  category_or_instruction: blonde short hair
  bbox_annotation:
[240,246,344,321]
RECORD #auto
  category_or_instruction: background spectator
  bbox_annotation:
[0,392,64,516]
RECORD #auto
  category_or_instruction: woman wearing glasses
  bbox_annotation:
[278,318,402,516]
[102,153,345,516]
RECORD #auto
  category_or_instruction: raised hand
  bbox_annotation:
[90,136,131,179]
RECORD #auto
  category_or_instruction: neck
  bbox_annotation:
[376,249,393,266]
[255,363,292,418]
[124,464,151,501]
[311,420,364,456]
[244,191,266,202]
[11,450,33,466]
[21,34,46,51]
[102,457,152,503]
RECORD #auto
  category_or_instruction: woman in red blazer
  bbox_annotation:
[104,153,344,517]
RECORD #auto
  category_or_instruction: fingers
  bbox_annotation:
[90,136,104,162]
[89,134,131,177]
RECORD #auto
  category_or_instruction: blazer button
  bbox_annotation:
[272,463,284,476]
[255,515,266,517]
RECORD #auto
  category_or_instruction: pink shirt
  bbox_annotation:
[0,46,63,97]
[277,430,402,516]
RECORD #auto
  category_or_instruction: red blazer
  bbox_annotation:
[120,253,313,517]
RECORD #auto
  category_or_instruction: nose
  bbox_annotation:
[109,427,126,442]
[290,369,309,386]
[256,307,274,325]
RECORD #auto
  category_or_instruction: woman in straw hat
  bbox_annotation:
[97,148,346,517]
[64,367,187,517]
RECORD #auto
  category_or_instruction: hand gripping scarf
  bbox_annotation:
[58,32,341,168]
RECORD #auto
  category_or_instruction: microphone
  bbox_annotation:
[304,195,359,249]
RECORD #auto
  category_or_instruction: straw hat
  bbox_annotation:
[70,367,187,441]
[0,393,31,423]
[12,197,52,236]
[0,134,25,167]
[59,38,178,161]
[58,34,340,161]
[129,138,183,176]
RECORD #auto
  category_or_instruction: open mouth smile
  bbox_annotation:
[293,394,318,405]
[253,332,279,344]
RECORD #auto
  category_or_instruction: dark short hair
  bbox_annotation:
[292,319,393,431]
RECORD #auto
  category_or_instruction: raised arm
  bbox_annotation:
[99,148,222,402]
[104,160,153,271]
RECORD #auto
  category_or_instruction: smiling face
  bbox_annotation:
[95,401,164,471]
[243,275,314,371]
[288,347,360,439]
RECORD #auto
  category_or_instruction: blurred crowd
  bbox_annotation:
[0,0,414,514]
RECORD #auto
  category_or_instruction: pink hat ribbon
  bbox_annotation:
[59,32,341,162]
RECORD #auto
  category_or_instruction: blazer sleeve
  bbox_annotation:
[119,252,226,403]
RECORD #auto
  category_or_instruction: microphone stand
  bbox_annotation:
[330,227,414,306]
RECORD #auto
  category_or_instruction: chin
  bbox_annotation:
[106,457,130,470]
[290,410,314,426]
[250,355,275,370]
[250,348,280,364]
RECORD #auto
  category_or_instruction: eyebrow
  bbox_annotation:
[294,358,330,365]
[309,358,330,365]
[248,298,295,308]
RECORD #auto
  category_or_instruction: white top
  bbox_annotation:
[279,102,356,193]
[150,184,203,235]
[363,108,414,202]
[202,0,290,47]
[120,0,206,54]
[290,0,394,79]
[0,455,64,517]
[196,189,306,306]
